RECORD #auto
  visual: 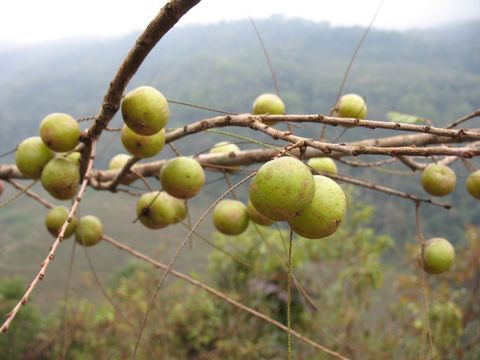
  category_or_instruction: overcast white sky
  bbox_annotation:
[0,0,479,44]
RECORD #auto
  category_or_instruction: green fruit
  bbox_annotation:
[76,215,103,247]
[246,200,274,226]
[121,125,165,159]
[422,237,455,274]
[252,93,285,125]
[421,164,456,196]
[209,141,240,154]
[136,191,177,229]
[45,206,77,238]
[160,157,205,199]
[335,93,367,119]
[65,152,81,166]
[466,170,480,199]
[41,158,80,200]
[249,157,315,221]
[171,197,187,224]
[288,175,346,239]
[109,153,135,185]
[307,157,338,175]
[122,85,169,136]
[16,137,54,178]
[213,199,249,235]
[39,113,81,152]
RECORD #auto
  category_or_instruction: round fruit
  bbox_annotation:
[466,170,480,199]
[45,206,77,238]
[121,85,169,136]
[307,157,338,175]
[288,175,347,239]
[41,158,80,200]
[335,93,367,119]
[136,191,177,229]
[171,197,187,224]
[76,215,103,247]
[121,125,165,159]
[213,199,249,235]
[66,151,81,166]
[209,141,241,172]
[246,200,274,226]
[421,237,455,274]
[249,157,315,221]
[160,157,205,199]
[421,164,456,196]
[16,137,54,178]
[39,113,80,152]
[109,153,135,185]
[252,93,285,125]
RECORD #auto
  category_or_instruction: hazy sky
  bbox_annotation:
[0,0,479,44]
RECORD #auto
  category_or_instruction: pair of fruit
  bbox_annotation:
[136,191,186,229]
[45,206,103,246]
[120,86,169,159]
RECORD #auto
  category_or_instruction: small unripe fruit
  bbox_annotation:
[16,137,54,178]
[121,125,165,158]
[307,157,338,175]
[136,191,177,229]
[171,197,187,224]
[213,199,249,235]
[421,164,456,196]
[249,157,315,221]
[109,153,135,185]
[39,113,81,152]
[122,85,169,136]
[466,170,480,199]
[246,200,274,226]
[252,93,285,125]
[65,152,81,166]
[335,93,367,119]
[421,237,455,274]
[160,157,205,199]
[41,158,80,200]
[45,206,77,238]
[209,141,241,172]
[76,215,103,247]
[288,176,346,239]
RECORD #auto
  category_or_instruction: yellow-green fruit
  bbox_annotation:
[39,113,80,152]
[307,157,338,175]
[16,136,54,178]
[122,85,169,136]
[41,158,80,200]
[249,157,315,221]
[466,170,480,199]
[246,200,274,226]
[421,164,456,196]
[252,93,285,125]
[76,215,103,247]
[213,199,249,235]
[160,157,205,199]
[109,153,134,185]
[66,152,81,166]
[335,93,367,119]
[136,191,177,229]
[422,237,455,274]
[288,175,346,239]
[209,141,241,172]
[121,125,165,158]
[171,197,187,224]
[45,206,77,238]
